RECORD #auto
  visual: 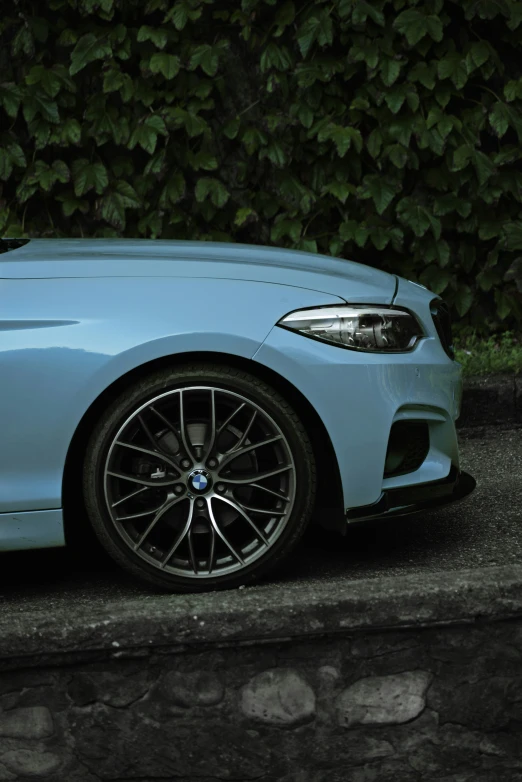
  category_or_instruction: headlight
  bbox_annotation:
[277,305,424,353]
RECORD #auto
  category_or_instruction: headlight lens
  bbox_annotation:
[277,305,424,352]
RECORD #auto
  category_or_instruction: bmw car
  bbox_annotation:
[0,238,475,591]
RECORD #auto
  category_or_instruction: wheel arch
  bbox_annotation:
[62,351,345,549]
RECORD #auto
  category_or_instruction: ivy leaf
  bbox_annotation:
[159,172,186,207]
[454,284,474,316]
[164,0,202,30]
[437,53,468,89]
[367,128,382,158]
[297,12,333,58]
[386,144,409,168]
[189,44,223,77]
[321,181,353,204]
[339,220,358,241]
[473,151,495,185]
[505,79,522,103]
[223,118,240,139]
[504,222,522,251]
[149,52,181,79]
[408,62,436,89]
[489,102,510,137]
[380,58,403,87]
[424,239,450,268]
[69,33,112,75]
[298,104,314,129]
[393,10,443,46]
[0,149,13,180]
[419,264,451,294]
[6,143,26,169]
[71,158,108,196]
[51,160,70,184]
[352,0,385,26]
[359,175,397,215]
[275,1,296,30]
[23,92,60,124]
[349,39,379,69]
[56,191,89,217]
[452,144,474,171]
[318,123,363,157]
[0,83,22,118]
[260,43,293,72]
[384,86,408,114]
[195,177,229,208]
[465,41,490,73]
[103,69,134,102]
[259,141,287,167]
[16,179,38,203]
[397,197,441,239]
[354,226,369,247]
[433,194,472,218]
[25,65,63,98]
[128,115,167,154]
[234,207,257,226]
[97,181,140,230]
[370,227,392,251]
[137,25,168,49]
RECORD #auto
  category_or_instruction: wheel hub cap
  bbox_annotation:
[188,469,212,494]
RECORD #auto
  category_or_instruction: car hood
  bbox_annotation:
[0,239,397,304]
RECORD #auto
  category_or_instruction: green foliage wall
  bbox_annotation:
[2,0,522,329]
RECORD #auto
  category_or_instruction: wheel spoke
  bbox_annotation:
[187,525,198,574]
[149,405,178,437]
[208,498,245,565]
[217,495,269,545]
[133,494,188,550]
[223,410,257,455]
[235,502,287,517]
[221,464,293,485]
[201,389,216,464]
[179,390,197,462]
[208,522,216,575]
[112,487,149,508]
[107,470,176,488]
[219,434,282,470]
[114,441,181,474]
[250,483,291,502]
[159,500,194,568]
[137,414,171,456]
[216,402,246,435]
[116,503,169,522]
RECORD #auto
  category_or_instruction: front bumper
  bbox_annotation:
[345,466,476,523]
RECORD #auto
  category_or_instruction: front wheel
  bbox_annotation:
[83,364,316,592]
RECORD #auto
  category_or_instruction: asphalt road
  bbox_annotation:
[1,423,521,611]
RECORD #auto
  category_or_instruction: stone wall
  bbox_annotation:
[1,617,522,781]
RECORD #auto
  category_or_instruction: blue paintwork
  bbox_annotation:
[0,510,65,550]
[0,239,462,550]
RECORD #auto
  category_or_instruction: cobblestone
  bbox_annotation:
[335,671,432,727]
[240,668,316,726]
[0,707,53,740]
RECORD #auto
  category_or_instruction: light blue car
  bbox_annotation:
[0,238,475,591]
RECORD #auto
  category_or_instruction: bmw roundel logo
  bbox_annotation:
[188,469,212,494]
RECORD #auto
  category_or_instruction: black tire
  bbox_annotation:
[82,363,316,592]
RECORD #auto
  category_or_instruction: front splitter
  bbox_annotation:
[345,466,476,524]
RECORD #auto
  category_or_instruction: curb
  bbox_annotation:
[460,374,518,427]
[1,564,521,668]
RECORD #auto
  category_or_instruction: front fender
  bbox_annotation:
[0,276,342,511]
